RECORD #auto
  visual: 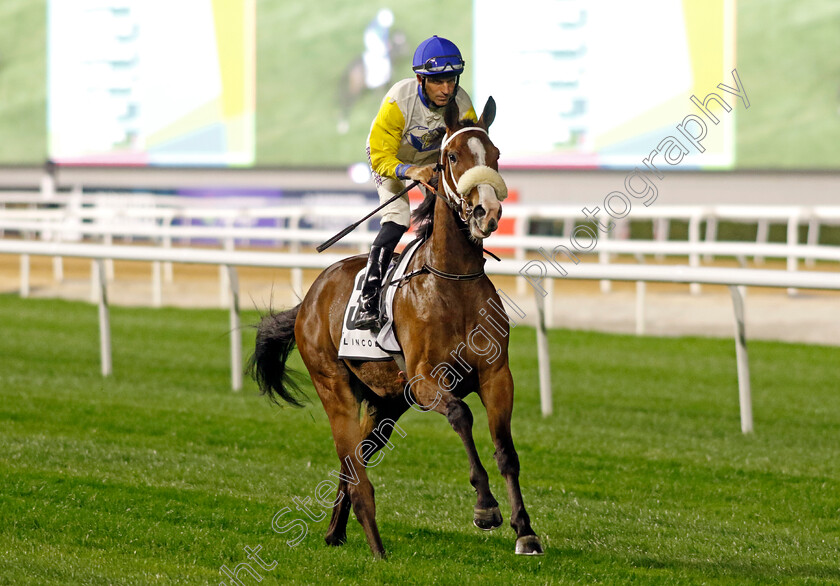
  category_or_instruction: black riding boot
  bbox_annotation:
[354,245,393,330]
[354,221,407,330]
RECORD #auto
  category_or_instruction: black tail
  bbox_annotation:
[247,304,307,407]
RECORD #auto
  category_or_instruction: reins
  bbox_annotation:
[393,129,504,286]
[437,126,489,224]
[422,180,502,264]
[436,126,503,262]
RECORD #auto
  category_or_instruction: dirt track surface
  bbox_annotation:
[2,252,839,347]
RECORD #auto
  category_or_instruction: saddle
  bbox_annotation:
[338,238,424,361]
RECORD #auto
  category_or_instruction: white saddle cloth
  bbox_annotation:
[337,238,423,361]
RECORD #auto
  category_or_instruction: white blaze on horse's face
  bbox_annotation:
[467,137,486,166]
[441,124,507,240]
[465,137,501,238]
[459,135,504,240]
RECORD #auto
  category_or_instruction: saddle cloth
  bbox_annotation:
[338,238,424,361]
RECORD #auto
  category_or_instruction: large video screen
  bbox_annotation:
[0,0,836,169]
[48,0,254,166]
[474,0,736,169]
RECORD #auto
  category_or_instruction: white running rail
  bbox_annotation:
[3,238,840,435]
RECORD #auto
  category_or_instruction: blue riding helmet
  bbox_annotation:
[412,35,465,77]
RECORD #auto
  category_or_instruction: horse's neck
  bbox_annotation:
[424,194,483,273]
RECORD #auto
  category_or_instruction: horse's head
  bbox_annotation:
[439,97,507,241]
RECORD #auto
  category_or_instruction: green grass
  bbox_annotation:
[1,294,839,584]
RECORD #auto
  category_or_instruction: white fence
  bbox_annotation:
[4,188,840,262]
[4,189,840,434]
[3,238,840,435]
[3,207,840,328]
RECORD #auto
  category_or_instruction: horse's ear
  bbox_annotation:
[478,96,496,130]
[444,98,461,132]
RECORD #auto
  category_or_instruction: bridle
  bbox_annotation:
[437,125,490,224]
[393,125,502,283]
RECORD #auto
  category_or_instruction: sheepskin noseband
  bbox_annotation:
[455,166,508,202]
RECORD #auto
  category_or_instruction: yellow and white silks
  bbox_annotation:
[366,78,477,227]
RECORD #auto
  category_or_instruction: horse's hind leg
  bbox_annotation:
[408,375,503,531]
[324,462,352,546]
[312,372,387,557]
[325,395,409,547]
[481,368,544,555]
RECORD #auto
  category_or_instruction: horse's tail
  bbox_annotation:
[247,304,307,407]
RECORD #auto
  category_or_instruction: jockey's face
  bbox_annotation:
[419,75,457,107]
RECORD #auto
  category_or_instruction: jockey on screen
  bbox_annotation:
[356,35,477,330]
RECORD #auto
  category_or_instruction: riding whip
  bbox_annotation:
[316,180,420,252]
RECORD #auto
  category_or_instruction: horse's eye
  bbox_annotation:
[448,153,457,164]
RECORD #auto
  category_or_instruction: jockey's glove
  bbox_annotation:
[404,164,438,187]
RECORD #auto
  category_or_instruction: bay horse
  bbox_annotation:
[249,97,543,558]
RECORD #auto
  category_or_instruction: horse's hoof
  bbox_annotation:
[473,506,503,531]
[515,535,545,556]
[325,533,346,547]
[372,549,387,560]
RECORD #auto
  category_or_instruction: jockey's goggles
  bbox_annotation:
[413,55,465,75]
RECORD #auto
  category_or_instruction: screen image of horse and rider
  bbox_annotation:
[5,0,839,169]
[257,0,840,171]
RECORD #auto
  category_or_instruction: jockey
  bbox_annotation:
[355,35,477,330]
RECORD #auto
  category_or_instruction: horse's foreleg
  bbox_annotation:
[448,399,504,530]
[481,368,544,555]
[408,374,502,530]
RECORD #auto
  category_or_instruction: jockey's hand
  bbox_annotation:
[405,165,437,188]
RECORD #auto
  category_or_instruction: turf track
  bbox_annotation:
[1,294,839,584]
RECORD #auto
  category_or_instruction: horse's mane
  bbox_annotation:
[410,188,437,241]
[410,119,481,240]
